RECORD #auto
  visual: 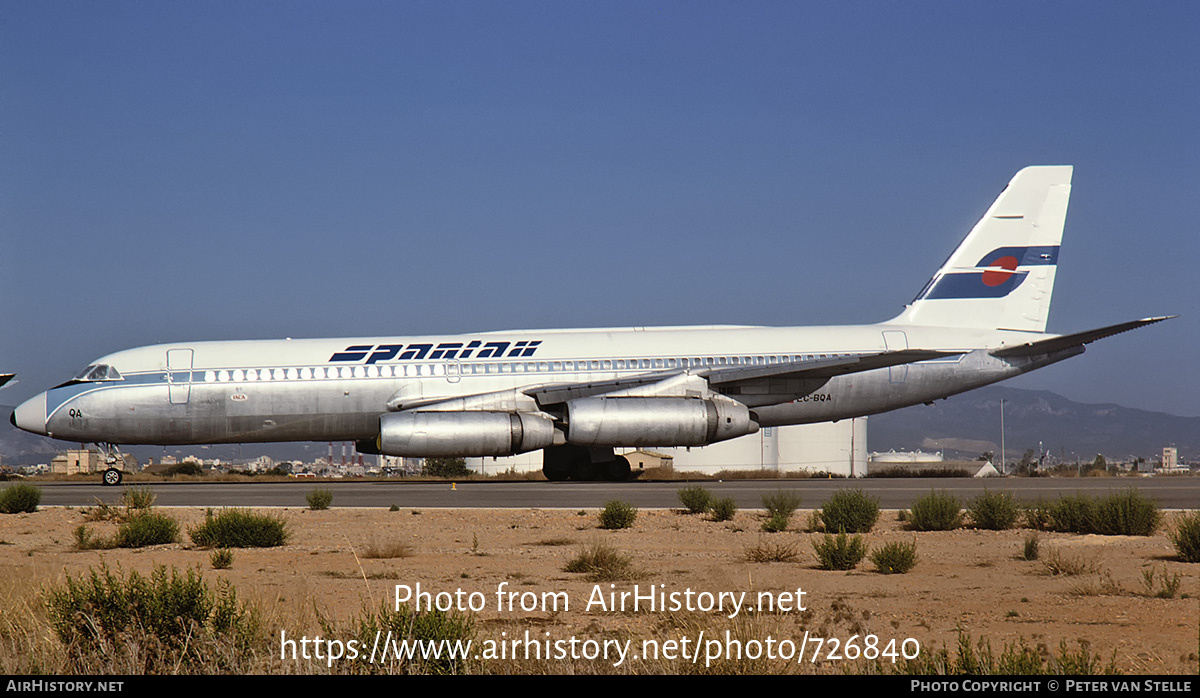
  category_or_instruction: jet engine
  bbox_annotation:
[565,396,757,447]
[378,410,555,457]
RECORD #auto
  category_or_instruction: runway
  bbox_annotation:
[27,477,1200,510]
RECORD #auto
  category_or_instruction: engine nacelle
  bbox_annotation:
[565,396,758,447]
[378,411,556,457]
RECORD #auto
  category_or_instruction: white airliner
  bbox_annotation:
[12,166,1168,484]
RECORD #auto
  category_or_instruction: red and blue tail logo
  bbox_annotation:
[915,246,1059,300]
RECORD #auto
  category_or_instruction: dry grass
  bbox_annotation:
[1041,548,1100,577]
[0,506,1196,675]
[743,538,801,563]
[360,537,414,559]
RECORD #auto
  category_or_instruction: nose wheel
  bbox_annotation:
[98,442,125,487]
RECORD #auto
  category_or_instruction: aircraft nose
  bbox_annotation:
[11,393,48,436]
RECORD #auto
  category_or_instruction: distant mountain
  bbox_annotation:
[868,386,1197,461]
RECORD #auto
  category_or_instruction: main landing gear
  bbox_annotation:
[542,445,633,482]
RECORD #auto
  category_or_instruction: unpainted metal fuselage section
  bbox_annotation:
[10,166,1169,479]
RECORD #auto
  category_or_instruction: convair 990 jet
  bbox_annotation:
[12,167,1169,484]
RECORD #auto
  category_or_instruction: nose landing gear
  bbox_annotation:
[98,443,125,486]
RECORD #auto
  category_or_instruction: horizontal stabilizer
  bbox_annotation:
[989,316,1174,358]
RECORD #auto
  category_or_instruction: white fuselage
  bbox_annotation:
[15,321,1074,447]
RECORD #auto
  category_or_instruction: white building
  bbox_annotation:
[467,419,867,477]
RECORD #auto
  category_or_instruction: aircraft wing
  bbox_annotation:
[701,349,959,386]
[0,374,13,389]
[989,316,1174,358]
[524,350,959,406]
[522,369,686,405]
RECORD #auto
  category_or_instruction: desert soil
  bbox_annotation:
[1,505,1197,675]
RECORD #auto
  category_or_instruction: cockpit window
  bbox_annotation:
[73,364,123,382]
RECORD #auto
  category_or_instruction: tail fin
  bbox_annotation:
[889,165,1073,333]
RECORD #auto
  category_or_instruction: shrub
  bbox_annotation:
[1041,491,1160,535]
[306,488,333,510]
[1091,490,1160,536]
[908,491,963,531]
[1022,532,1040,561]
[598,500,637,529]
[1141,567,1182,598]
[898,632,1119,675]
[870,540,918,574]
[812,532,867,570]
[1170,512,1200,563]
[710,497,738,522]
[210,548,234,570]
[423,457,469,478]
[44,564,256,668]
[114,511,180,548]
[353,600,477,674]
[677,486,713,514]
[819,489,879,533]
[1024,500,1053,530]
[0,483,41,514]
[761,490,801,533]
[968,489,1019,530]
[189,508,289,548]
[564,541,638,581]
[74,524,112,550]
[1047,495,1097,533]
[761,513,790,533]
[164,462,203,476]
[121,486,156,511]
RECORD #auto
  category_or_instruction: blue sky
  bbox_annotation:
[3,2,1197,415]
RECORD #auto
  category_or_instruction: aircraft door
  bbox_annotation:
[882,331,909,383]
[445,359,462,384]
[167,349,194,404]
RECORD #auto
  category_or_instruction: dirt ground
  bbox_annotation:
[1,504,1197,675]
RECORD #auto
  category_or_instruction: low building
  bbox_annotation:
[50,450,103,475]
